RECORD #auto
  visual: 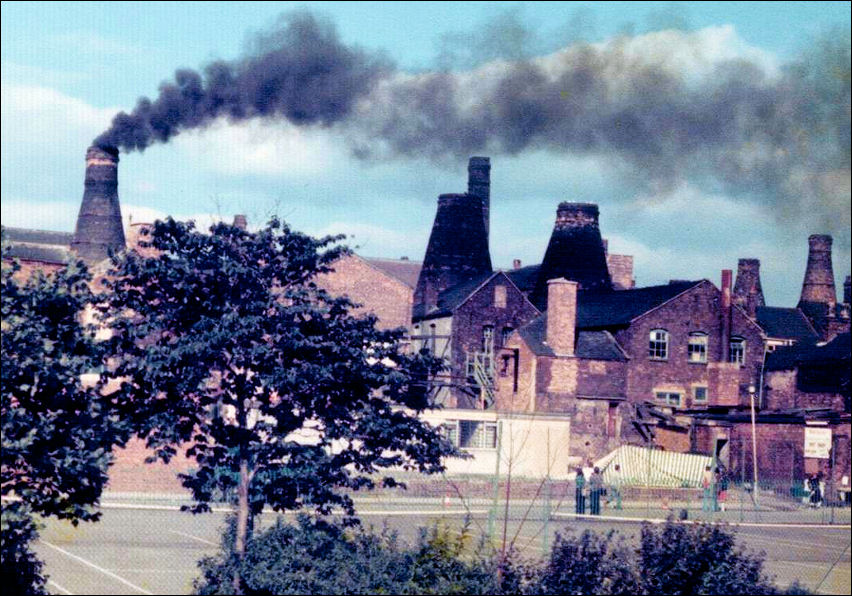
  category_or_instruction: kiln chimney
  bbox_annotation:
[798,235,837,334]
[233,214,248,230]
[733,258,765,318]
[414,192,492,312]
[531,202,611,310]
[467,156,490,241]
[71,145,126,264]
[720,269,732,362]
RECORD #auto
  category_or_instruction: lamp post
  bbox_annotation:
[748,384,759,506]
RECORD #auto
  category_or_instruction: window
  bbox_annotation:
[460,420,498,449]
[428,323,437,353]
[494,285,507,308]
[729,337,746,365]
[440,422,459,446]
[693,386,708,403]
[649,329,669,360]
[655,391,682,407]
[501,326,514,347]
[687,332,707,363]
[482,325,494,352]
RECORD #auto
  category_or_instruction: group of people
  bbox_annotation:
[574,463,623,515]
[701,465,730,512]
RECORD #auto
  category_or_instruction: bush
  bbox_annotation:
[194,515,501,595]
[540,530,639,595]
[639,521,775,595]
[194,516,790,595]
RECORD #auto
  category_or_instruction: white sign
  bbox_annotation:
[804,427,832,459]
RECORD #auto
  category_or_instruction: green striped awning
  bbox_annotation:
[600,445,712,488]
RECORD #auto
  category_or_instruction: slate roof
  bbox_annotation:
[505,264,540,294]
[575,280,704,329]
[766,332,851,371]
[517,314,627,361]
[2,227,74,247]
[412,271,497,321]
[755,306,819,341]
[2,244,70,264]
[364,257,422,289]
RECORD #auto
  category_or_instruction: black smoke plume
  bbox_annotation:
[94,11,390,151]
[96,10,850,240]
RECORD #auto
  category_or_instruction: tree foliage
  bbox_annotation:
[2,259,128,592]
[100,218,455,580]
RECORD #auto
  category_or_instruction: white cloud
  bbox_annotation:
[0,82,117,155]
[173,119,347,178]
[1,199,79,232]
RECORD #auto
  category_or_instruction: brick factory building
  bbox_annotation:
[2,148,850,492]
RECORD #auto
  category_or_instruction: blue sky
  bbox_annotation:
[2,1,850,306]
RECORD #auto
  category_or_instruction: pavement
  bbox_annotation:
[31,495,851,595]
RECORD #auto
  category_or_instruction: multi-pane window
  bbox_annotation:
[460,420,498,449]
[441,420,498,449]
[440,422,459,446]
[501,326,514,347]
[655,391,682,407]
[729,337,746,365]
[482,325,495,353]
[693,386,708,403]
[687,332,708,363]
[649,329,669,360]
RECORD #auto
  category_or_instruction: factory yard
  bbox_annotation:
[35,497,851,596]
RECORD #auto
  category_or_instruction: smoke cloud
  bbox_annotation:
[96,10,850,240]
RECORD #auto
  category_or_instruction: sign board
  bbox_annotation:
[804,427,832,459]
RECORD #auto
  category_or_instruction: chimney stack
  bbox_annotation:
[233,214,248,230]
[546,278,578,356]
[720,269,732,362]
[798,235,837,334]
[513,259,522,270]
[71,145,126,264]
[467,157,490,241]
[531,202,612,310]
[413,192,492,311]
[733,258,765,318]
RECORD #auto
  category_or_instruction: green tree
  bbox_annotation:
[101,218,454,591]
[1,259,127,593]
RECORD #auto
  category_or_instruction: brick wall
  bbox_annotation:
[765,370,846,410]
[316,254,414,330]
[617,282,764,408]
[606,253,634,290]
[451,274,539,407]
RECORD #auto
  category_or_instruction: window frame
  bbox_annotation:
[655,391,682,407]
[729,336,746,365]
[649,329,670,361]
[693,385,708,403]
[687,332,708,364]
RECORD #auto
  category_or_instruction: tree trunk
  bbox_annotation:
[233,458,251,594]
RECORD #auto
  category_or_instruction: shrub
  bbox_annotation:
[1,503,46,595]
[540,530,640,595]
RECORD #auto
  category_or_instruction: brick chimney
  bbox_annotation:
[546,278,578,356]
[733,258,765,318]
[413,192,492,311]
[70,145,126,264]
[720,269,732,362]
[467,156,490,242]
[531,203,612,310]
[233,214,248,230]
[798,235,837,335]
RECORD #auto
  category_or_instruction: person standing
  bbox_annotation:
[589,467,604,515]
[575,467,586,515]
[716,467,729,512]
[702,465,714,512]
[609,463,623,510]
